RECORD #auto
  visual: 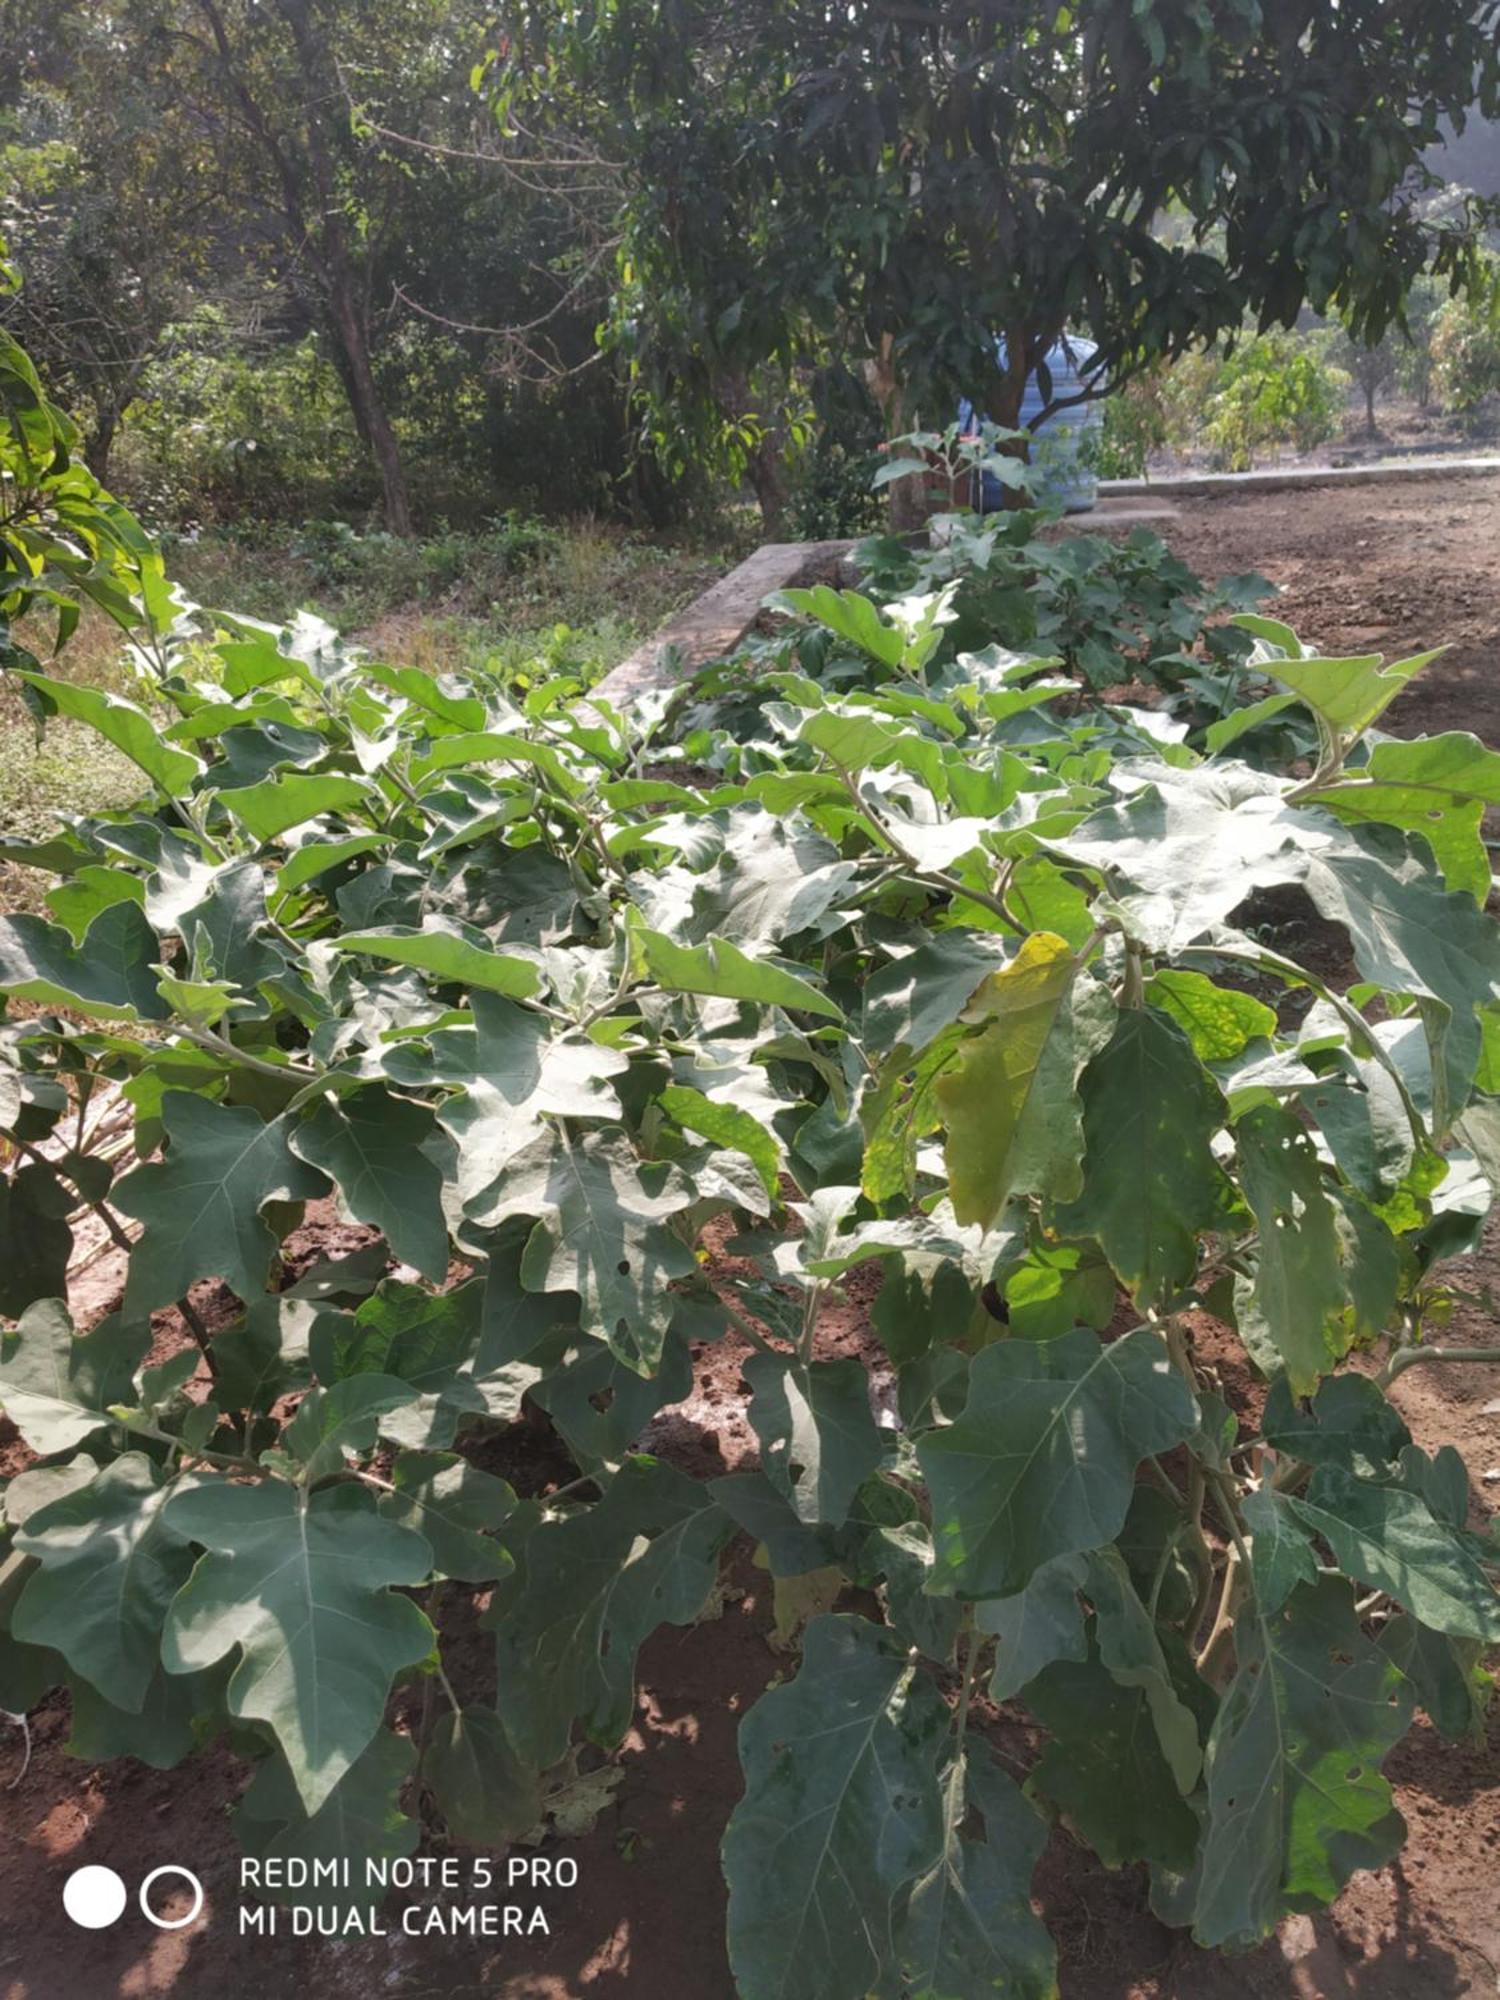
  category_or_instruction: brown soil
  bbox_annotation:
[4,481,1500,1999]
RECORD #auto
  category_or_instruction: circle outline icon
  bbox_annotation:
[138,1864,205,1931]
[62,1864,128,1930]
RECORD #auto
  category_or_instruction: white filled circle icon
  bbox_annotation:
[62,1865,128,1930]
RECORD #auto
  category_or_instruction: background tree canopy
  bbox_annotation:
[2,0,1500,529]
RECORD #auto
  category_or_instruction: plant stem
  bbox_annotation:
[1379,1343,1500,1386]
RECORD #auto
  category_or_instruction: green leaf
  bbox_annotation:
[330,922,542,999]
[895,1748,1057,2000]
[234,1731,418,1920]
[0,903,169,1020]
[1187,1577,1412,1949]
[0,1163,73,1318]
[289,1087,450,1282]
[1144,968,1277,1062]
[937,932,1113,1230]
[1244,636,1443,737]
[425,1706,541,1846]
[13,1454,193,1711]
[918,1327,1198,1598]
[44,864,145,945]
[485,1456,732,1769]
[1059,1008,1230,1309]
[218,771,375,841]
[631,922,843,1022]
[1203,690,1301,755]
[1290,1469,1500,1640]
[778,585,906,669]
[67,1661,226,1769]
[723,1614,946,2000]
[862,934,1013,1057]
[1308,732,1500,901]
[1234,1104,1351,1395]
[1260,1371,1411,1472]
[162,1478,434,1812]
[211,1295,318,1415]
[18,671,202,796]
[0,1300,147,1455]
[1027,1643,1200,1870]
[660,1082,780,1200]
[483,1127,699,1372]
[976,1552,1088,1700]
[281,1374,424,1484]
[113,1095,327,1314]
[1379,1613,1491,1742]
[377,1450,515,1583]
[1240,1488,1317,1614]
[1086,1546,1203,1791]
[743,1353,883,1529]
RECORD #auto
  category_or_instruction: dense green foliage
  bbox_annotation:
[2,354,1499,1991]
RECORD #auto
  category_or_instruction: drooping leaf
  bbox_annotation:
[723,1613,947,2000]
[1085,1545,1203,1792]
[485,1456,733,1770]
[895,1748,1057,2000]
[425,1706,541,1847]
[976,1552,1088,1700]
[66,1661,226,1769]
[1240,1488,1317,1615]
[1186,1577,1412,1949]
[1234,1104,1350,1395]
[0,1164,73,1318]
[162,1478,434,1812]
[1059,1007,1230,1309]
[918,1327,1198,1598]
[743,1352,883,1529]
[937,932,1113,1229]
[234,1731,418,1921]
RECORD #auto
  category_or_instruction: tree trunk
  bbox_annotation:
[864,336,926,533]
[720,370,790,534]
[1363,378,1378,436]
[274,0,414,536]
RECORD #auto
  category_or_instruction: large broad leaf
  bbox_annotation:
[1237,626,1442,736]
[217,771,375,841]
[0,903,169,1020]
[631,922,844,1022]
[12,1454,194,1712]
[425,1707,541,1847]
[936,932,1114,1229]
[430,995,629,1221]
[234,1732,418,1923]
[723,1614,947,2000]
[1290,1469,1500,1641]
[1027,1643,1200,1869]
[377,1450,515,1583]
[919,1327,1197,1598]
[1059,1007,1230,1309]
[289,1087,450,1282]
[113,1095,327,1313]
[0,1299,146,1455]
[1260,1372,1411,1472]
[66,1661,227,1769]
[862,933,1013,1058]
[743,1353,884,1529]
[1185,1576,1412,1950]
[1379,1613,1491,1743]
[482,1126,700,1372]
[895,1748,1057,2000]
[1240,1488,1317,1615]
[330,922,542,999]
[162,1478,434,1812]
[1234,1104,1350,1395]
[977,1552,1088,1700]
[485,1456,732,1770]
[1308,732,1500,901]
[779,584,907,669]
[17,671,202,796]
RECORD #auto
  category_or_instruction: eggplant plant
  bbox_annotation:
[2,485,1499,1994]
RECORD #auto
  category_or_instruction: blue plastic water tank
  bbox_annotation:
[959,335,1104,513]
